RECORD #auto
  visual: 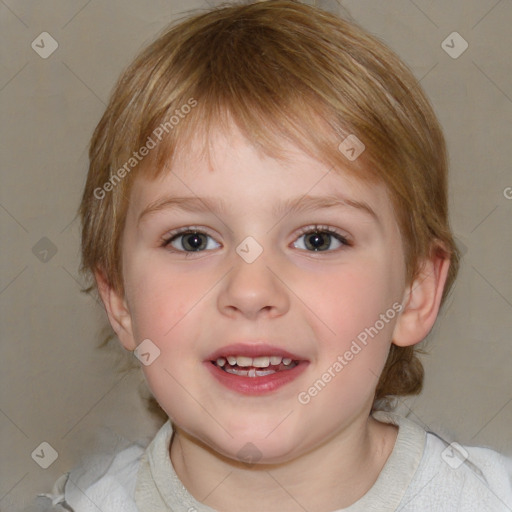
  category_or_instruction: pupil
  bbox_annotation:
[306,232,329,251]
[184,233,205,251]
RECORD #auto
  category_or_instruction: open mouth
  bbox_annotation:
[212,355,299,378]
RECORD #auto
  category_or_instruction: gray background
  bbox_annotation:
[1,0,511,509]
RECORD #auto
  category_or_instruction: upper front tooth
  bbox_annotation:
[222,355,291,367]
[236,356,253,367]
[252,356,270,368]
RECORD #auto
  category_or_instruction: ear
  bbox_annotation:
[94,268,137,351]
[392,250,450,347]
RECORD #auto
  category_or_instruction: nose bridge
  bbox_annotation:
[217,240,289,319]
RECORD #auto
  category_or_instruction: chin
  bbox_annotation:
[203,426,305,467]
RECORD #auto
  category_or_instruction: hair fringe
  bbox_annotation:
[79,0,460,415]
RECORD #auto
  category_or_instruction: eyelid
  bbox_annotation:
[293,224,352,246]
[161,224,352,253]
[160,226,220,247]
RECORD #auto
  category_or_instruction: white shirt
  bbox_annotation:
[31,411,512,511]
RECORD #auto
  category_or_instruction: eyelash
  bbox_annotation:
[160,224,352,254]
[294,225,351,250]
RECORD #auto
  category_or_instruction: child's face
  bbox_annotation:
[117,124,408,463]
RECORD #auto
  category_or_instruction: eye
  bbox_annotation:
[292,225,351,252]
[162,228,221,252]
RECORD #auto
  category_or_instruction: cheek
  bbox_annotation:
[308,262,400,342]
[124,254,204,342]
[124,264,211,420]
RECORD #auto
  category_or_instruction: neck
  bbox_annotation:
[169,414,398,512]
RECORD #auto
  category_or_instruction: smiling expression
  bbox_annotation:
[114,123,408,463]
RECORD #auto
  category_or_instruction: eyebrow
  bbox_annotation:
[137,194,378,226]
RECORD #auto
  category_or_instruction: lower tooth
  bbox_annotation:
[224,367,276,377]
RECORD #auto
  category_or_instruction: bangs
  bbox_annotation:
[122,2,390,184]
[145,86,369,182]
[85,0,454,295]
[82,1,459,407]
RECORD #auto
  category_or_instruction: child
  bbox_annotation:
[36,1,512,510]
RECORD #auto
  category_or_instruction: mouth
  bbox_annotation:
[205,344,309,395]
[212,355,299,377]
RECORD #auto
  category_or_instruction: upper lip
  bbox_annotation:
[206,343,307,362]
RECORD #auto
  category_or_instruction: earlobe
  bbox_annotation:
[392,251,451,348]
[94,268,137,351]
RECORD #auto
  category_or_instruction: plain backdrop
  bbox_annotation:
[1,0,511,509]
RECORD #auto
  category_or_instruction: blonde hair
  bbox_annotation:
[80,0,459,410]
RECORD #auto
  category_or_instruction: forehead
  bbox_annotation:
[127,123,395,227]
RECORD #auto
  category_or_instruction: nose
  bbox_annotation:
[217,247,290,320]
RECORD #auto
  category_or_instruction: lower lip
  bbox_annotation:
[205,361,309,395]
